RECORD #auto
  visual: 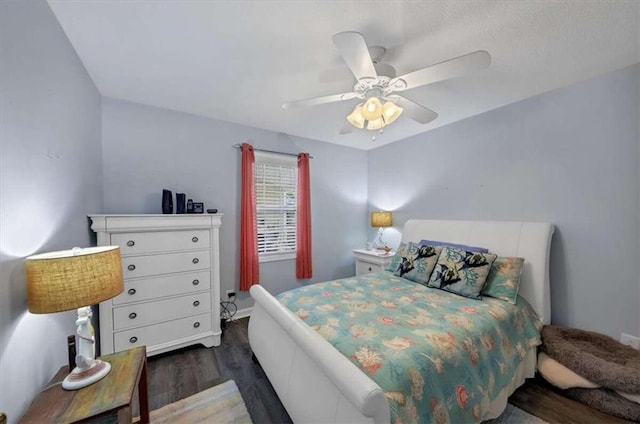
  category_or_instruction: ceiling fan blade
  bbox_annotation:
[393,96,438,124]
[339,121,354,135]
[318,67,356,83]
[332,31,377,81]
[390,50,491,92]
[282,92,357,109]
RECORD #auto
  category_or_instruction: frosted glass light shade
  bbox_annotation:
[347,105,365,129]
[361,97,383,121]
[366,117,385,130]
[382,101,403,124]
[346,98,403,131]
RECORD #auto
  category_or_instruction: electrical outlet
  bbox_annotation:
[620,333,640,349]
[226,290,236,299]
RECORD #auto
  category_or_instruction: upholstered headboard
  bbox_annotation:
[401,219,554,324]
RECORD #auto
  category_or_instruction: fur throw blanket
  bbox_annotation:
[537,352,640,404]
[541,325,640,394]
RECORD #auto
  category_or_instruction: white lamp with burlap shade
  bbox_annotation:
[371,211,393,250]
[25,246,124,390]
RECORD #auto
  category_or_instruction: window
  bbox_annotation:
[254,151,297,262]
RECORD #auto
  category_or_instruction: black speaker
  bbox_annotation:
[162,189,173,214]
[176,193,186,214]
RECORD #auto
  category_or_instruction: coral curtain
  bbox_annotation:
[240,143,259,291]
[296,153,313,279]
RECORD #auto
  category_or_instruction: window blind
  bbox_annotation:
[254,151,297,257]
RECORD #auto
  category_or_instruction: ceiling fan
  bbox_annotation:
[283,31,491,135]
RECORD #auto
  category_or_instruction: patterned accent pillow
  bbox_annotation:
[419,239,489,253]
[385,242,409,272]
[391,242,442,285]
[427,246,497,299]
[482,257,525,304]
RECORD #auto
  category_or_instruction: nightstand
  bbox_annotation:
[20,346,149,423]
[353,249,395,276]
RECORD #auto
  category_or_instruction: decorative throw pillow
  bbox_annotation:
[391,242,442,285]
[419,239,489,253]
[385,242,409,272]
[482,257,525,304]
[427,246,497,299]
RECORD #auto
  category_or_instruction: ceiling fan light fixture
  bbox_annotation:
[382,101,403,125]
[347,105,365,129]
[347,99,404,131]
[361,97,383,121]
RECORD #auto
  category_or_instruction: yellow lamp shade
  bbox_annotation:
[26,246,124,313]
[361,97,383,121]
[371,211,393,228]
[382,101,403,124]
[347,105,365,129]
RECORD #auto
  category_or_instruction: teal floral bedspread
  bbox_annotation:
[276,272,542,424]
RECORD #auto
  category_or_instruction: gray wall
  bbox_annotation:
[0,0,103,421]
[101,98,369,310]
[368,64,640,340]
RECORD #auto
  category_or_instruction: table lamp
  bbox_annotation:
[371,211,393,251]
[25,246,124,390]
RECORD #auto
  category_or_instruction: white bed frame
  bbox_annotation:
[249,219,554,423]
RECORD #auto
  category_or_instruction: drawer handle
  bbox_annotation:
[192,279,200,286]
[192,258,199,264]
[129,336,138,344]
[192,236,199,243]
[128,288,136,295]
[193,322,200,328]
[126,240,135,247]
[129,312,137,319]
[193,300,200,307]
[128,264,136,271]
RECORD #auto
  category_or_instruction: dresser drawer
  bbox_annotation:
[114,313,212,352]
[356,260,384,275]
[112,230,210,255]
[122,250,210,278]
[113,292,211,330]
[113,270,211,305]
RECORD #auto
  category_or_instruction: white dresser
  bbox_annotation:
[90,214,223,356]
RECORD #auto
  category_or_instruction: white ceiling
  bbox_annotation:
[48,1,639,150]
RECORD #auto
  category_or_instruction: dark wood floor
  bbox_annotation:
[147,318,292,423]
[146,318,632,424]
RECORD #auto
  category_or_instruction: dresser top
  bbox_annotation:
[89,214,223,232]
[353,248,395,257]
[89,214,223,217]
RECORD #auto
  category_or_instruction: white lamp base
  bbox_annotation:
[62,358,111,390]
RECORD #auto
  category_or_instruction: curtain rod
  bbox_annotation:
[232,144,313,159]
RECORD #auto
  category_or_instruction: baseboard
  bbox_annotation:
[231,306,253,321]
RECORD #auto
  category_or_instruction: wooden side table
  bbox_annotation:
[20,347,149,423]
